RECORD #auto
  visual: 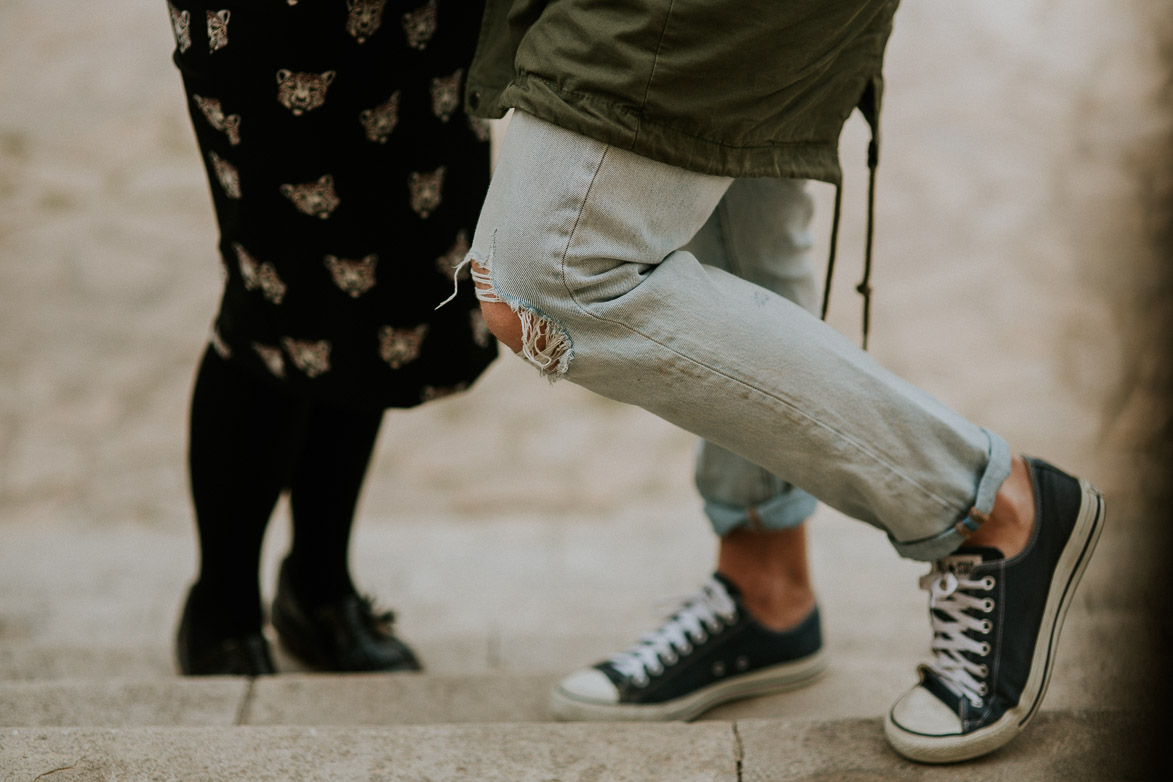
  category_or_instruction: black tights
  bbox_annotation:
[186,348,383,642]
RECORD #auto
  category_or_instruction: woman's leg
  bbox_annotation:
[283,400,384,606]
[180,347,308,673]
[271,399,421,672]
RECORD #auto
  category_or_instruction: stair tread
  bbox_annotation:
[0,712,1153,782]
[0,659,1148,729]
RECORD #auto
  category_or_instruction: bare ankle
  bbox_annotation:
[717,524,816,631]
[965,454,1036,558]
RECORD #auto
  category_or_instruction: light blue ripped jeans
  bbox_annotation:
[468,111,1011,561]
[684,178,820,536]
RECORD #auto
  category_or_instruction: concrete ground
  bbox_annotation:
[1,0,1171,779]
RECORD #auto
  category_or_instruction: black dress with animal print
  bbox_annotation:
[168,0,496,410]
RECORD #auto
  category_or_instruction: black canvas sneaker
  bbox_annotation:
[551,573,827,721]
[885,457,1105,763]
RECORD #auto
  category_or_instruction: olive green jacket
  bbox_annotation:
[465,0,899,183]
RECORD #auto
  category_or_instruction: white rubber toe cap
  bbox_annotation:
[557,668,619,703]
[889,686,963,736]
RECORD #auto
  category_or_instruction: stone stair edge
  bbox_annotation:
[0,711,1160,782]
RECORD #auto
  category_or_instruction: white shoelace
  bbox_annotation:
[921,567,997,708]
[607,578,739,687]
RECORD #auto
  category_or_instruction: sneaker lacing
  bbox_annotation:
[608,578,738,687]
[921,568,997,708]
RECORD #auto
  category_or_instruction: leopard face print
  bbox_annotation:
[346,0,388,44]
[359,91,401,144]
[401,0,438,50]
[282,337,332,378]
[252,342,286,378]
[280,175,341,219]
[276,69,337,116]
[209,151,242,199]
[378,324,429,368]
[434,230,470,281]
[408,166,446,219]
[207,9,231,53]
[430,69,462,122]
[193,94,242,145]
[324,254,378,298]
[169,3,192,53]
[234,243,287,304]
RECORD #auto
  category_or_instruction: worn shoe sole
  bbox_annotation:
[550,647,829,722]
[884,476,1106,763]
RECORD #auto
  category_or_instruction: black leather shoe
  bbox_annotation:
[271,560,422,672]
[175,589,275,676]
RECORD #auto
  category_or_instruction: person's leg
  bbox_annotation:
[178,347,308,675]
[684,178,820,630]
[474,112,1104,758]
[270,400,421,672]
[474,111,1009,558]
[284,401,384,605]
[552,178,826,721]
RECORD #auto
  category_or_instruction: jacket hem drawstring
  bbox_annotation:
[819,77,882,350]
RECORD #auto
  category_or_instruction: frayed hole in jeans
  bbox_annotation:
[471,257,573,380]
[513,305,572,379]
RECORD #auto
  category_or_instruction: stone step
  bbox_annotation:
[0,604,1153,709]
[0,712,1155,781]
[0,644,1149,730]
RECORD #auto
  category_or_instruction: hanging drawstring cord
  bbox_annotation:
[819,184,843,322]
[858,134,879,350]
[821,77,882,349]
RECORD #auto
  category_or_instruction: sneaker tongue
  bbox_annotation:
[939,546,1003,577]
[710,572,742,599]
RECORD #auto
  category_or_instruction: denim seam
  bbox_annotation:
[565,299,965,523]
[717,196,744,280]
[555,156,967,525]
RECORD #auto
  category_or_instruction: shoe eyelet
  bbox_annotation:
[981,576,996,590]
[735,655,750,672]
[648,663,663,677]
[978,683,989,696]
[981,598,995,612]
[662,651,678,666]
[979,619,992,634]
[693,630,708,644]
[711,661,727,677]
[980,642,991,655]
[634,675,649,688]
[978,664,989,677]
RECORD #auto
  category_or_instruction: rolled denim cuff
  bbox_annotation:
[888,429,1013,561]
[706,490,818,537]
